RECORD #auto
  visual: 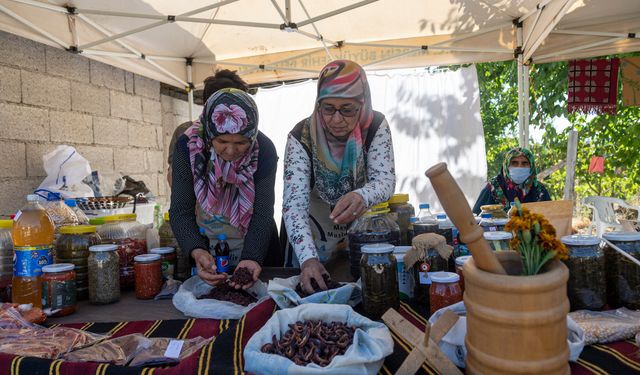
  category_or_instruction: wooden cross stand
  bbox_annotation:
[382,308,462,375]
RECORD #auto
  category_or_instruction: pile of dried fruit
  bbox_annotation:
[229,267,253,286]
[197,283,257,306]
[261,320,355,367]
[295,274,342,297]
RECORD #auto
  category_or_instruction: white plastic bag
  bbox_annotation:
[38,146,93,198]
[267,276,361,309]
[172,276,269,320]
[428,302,586,368]
[244,304,393,375]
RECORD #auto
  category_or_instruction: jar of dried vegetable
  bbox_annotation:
[602,231,640,309]
[429,271,462,315]
[56,225,101,300]
[360,243,399,320]
[561,234,606,311]
[134,254,162,300]
[41,263,76,317]
[88,244,120,304]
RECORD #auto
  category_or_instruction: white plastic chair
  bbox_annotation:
[582,196,640,236]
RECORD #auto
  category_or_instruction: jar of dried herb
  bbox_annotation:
[88,244,120,304]
[602,231,640,309]
[561,234,606,311]
[360,243,399,320]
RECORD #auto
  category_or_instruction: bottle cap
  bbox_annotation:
[419,203,430,209]
[150,247,175,254]
[199,227,206,235]
[42,263,75,273]
[455,255,472,266]
[89,244,118,252]
[387,193,409,204]
[409,217,418,223]
[65,199,77,207]
[60,225,97,234]
[164,212,170,221]
[430,271,460,283]
[480,213,492,219]
[0,220,13,229]
[436,214,447,219]
[26,194,40,202]
[134,254,161,263]
[361,243,394,254]
[218,233,227,241]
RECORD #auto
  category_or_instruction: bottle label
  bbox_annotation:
[216,256,230,273]
[13,246,53,277]
[417,262,432,285]
[42,279,76,309]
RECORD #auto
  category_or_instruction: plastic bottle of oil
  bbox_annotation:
[12,195,55,307]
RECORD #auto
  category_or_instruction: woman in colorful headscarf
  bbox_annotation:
[170,88,280,288]
[472,147,551,214]
[282,60,396,294]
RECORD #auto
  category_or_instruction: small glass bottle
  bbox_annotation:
[413,203,438,236]
[429,271,463,315]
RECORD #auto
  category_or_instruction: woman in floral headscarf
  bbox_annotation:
[472,147,551,214]
[282,60,396,294]
[170,88,280,288]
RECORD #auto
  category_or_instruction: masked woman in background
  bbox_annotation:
[472,147,551,214]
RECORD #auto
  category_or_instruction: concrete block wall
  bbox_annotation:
[0,31,194,214]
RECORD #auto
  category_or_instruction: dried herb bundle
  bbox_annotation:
[261,320,355,367]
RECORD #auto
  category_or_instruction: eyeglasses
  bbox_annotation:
[319,104,360,117]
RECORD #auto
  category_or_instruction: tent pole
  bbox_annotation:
[146,58,188,87]
[517,22,525,147]
[523,0,576,61]
[297,0,334,60]
[523,64,530,147]
[285,0,292,22]
[186,60,195,122]
[11,0,66,13]
[534,36,627,61]
[297,0,378,27]
[552,29,638,38]
[0,3,69,48]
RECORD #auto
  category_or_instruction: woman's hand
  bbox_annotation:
[191,248,227,286]
[330,191,366,225]
[300,258,329,294]
[229,260,262,290]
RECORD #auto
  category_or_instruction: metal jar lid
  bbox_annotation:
[134,254,161,263]
[361,243,395,254]
[602,231,640,242]
[483,231,513,241]
[42,263,75,273]
[430,271,460,283]
[561,234,600,246]
[150,247,175,255]
[89,244,118,252]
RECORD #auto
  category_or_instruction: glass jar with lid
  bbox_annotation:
[561,234,606,311]
[41,263,77,317]
[56,225,101,300]
[347,202,400,279]
[0,220,13,302]
[413,244,450,310]
[479,213,498,232]
[97,214,147,290]
[360,243,399,320]
[387,194,415,246]
[480,204,508,219]
[454,255,472,292]
[602,231,640,309]
[483,231,513,251]
[134,254,163,300]
[429,271,462,315]
[159,212,188,281]
[88,244,120,304]
[150,247,176,279]
[393,246,414,300]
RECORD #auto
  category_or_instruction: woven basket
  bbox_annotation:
[76,196,132,211]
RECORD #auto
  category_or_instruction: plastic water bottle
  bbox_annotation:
[12,194,55,307]
[214,234,230,273]
[413,203,438,236]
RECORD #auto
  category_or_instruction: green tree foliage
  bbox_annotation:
[476,56,640,204]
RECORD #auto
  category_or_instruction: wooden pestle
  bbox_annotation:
[425,163,507,275]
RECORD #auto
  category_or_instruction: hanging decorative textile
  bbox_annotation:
[588,156,605,174]
[568,58,620,115]
[621,57,640,107]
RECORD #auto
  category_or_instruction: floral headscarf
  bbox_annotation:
[488,147,543,207]
[185,88,259,235]
[309,60,374,205]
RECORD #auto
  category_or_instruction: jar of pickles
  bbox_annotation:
[561,235,606,311]
[150,247,176,279]
[0,220,13,302]
[347,203,400,279]
[134,254,163,300]
[360,243,399,320]
[88,244,120,304]
[454,255,472,292]
[483,231,512,251]
[387,194,415,246]
[41,263,76,317]
[56,225,101,300]
[159,213,188,281]
[429,271,462,315]
[97,214,147,290]
[603,231,640,309]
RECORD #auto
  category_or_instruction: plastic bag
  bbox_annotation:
[129,336,210,366]
[154,278,182,300]
[0,325,107,359]
[43,198,78,229]
[244,303,393,375]
[569,308,640,345]
[428,302,586,367]
[37,145,94,198]
[64,334,152,365]
[172,276,269,319]
[267,276,361,309]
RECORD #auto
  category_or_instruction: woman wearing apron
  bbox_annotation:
[170,88,279,288]
[282,60,396,294]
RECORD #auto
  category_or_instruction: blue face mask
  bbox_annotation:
[509,167,530,184]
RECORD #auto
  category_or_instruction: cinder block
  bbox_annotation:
[128,122,158,148]
[124,71,134,94]
[50,111,93,144]
[0,141,26,177]
[142,98,162,124]
[75,145,114,174]
[89,60,125,91]
[0,103,49,142]
[22,70,70,109]
[0,178,42,215]
[146,150,164,173]
[134,74,160,100]
[71,83,109,116]
[93,116,128,146]
[155,126,164,151]
[45,46,89,82]
[110,91,142,121]
[114,148,146,174]
[0,31,45,72]
[26,143,57,177]
[0,66,21,103]
[161,95,173,114]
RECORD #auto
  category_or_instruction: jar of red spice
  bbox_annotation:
[454,255,472,292]
[429,271,462,315]
[150,247,176,279]
[41,263,77,316]
[134,254,162,299]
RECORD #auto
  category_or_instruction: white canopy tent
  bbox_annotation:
[1,0,639,145]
